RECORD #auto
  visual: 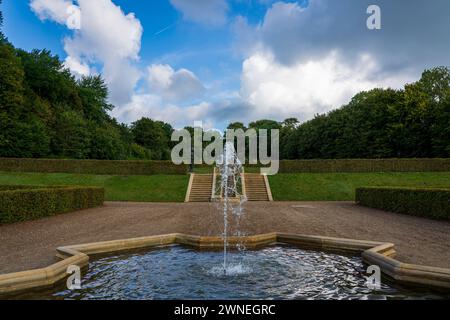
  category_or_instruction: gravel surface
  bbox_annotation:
[0,201,449,274]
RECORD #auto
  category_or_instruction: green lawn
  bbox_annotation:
[0,172,189,202]
[269,172,450,201]
[1,171,449,202]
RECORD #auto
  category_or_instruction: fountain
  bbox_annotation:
[4,145,449,299]
[215,142,247,275]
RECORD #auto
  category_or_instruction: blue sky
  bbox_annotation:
[2,0,450,129]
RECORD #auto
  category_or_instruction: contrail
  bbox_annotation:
[154,22,177,36]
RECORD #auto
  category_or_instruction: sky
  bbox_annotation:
[3,0,450,130]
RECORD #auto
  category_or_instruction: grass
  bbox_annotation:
[0,172,189,202]
[268,172,450,201]
[1,171,449,202]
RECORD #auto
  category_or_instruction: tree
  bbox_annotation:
[131,118,172,160]
[0,42,27,157]
[227,122,246,131]
[78,75,113,123]
[16,49,82,110]
[51,111,90,159]
[403,67,450,157]
[280,118,299,158]
[89,123,127,160]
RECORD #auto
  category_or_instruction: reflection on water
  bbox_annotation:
[18,245,450,300]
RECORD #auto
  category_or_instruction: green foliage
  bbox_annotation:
[78,75,112,122]
[0,44,24,114]
[89,123,128,160]
[0,158,187,175]
[131,118,173,160]
[0,173,189,202]
[269,172,450,201]
[51,111,90,159]
[0,44,51,157]
[227,122,246,130]
[1,26,449,162]
[230,67,450,160]
[129,143,152,160]
[0,185,104,224]
[278,158,450,173]
[0,36,177,161]
[356,187,450,220]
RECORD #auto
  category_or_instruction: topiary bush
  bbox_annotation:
[355,187,450,220]
[279,159,450,173]
[0,158,187,175]
[0,185,105,224]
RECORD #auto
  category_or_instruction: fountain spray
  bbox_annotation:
[216,142,246,275]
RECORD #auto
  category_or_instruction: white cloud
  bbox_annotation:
[31,0,143,105]
[64,56,90,77]
[31,0,450,128]
[30,0,214,127]
[147,64,205,103]
[169,0,229,26]
[231,0,449,123]
[240,50,414,122]
[112,94,213,128]
[29,0,72,25]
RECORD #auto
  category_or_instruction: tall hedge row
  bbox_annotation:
[355,187,450,220]
[0,158,186,175]
[0,185,105,224]
[0,158,449,175]
[278,159,450,173]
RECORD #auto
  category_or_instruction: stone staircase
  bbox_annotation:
[244,173,273,201]
[185,171,272,202]
[185,174,213,202]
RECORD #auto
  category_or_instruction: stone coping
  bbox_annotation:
[1,233,449,297]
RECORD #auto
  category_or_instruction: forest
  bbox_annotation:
[1,1,449,161]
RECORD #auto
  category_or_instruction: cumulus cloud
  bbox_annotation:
[30,0,213,127]
[63,56,90,77]
[240,50,414,121]
[112,94,214,128]
[30,0,143,105]
[147,64,205,103]
[232,0,450,122]
[29,0,74,26]
[30,0,450,128]
[169,0,229,26]
[257,0,450,69]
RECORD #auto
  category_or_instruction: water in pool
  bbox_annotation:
[20,245,449,300]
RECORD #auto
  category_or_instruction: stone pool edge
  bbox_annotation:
[0,232,449,297]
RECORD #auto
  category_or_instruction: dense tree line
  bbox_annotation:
[0,10,173,160]
[1,3,449,161]
[226,67,450,160]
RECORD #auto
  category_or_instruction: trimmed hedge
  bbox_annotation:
[279,159,450,173]
[0,158,449,175]
[0,185,105,224]
[355,187,450,220]
[0,158,186,175]
[196,159,450,173]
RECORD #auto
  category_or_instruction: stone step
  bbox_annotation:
[243,173,272,202]
[187,174,213,202]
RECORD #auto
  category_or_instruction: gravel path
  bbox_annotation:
[0,201,449,274]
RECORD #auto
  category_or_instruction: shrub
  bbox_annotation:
[355,187,450,220]
[0,185,105,224]
[279,159,450,173]
[0,158,187,175]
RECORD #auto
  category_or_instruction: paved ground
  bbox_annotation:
[1,201,449,274]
